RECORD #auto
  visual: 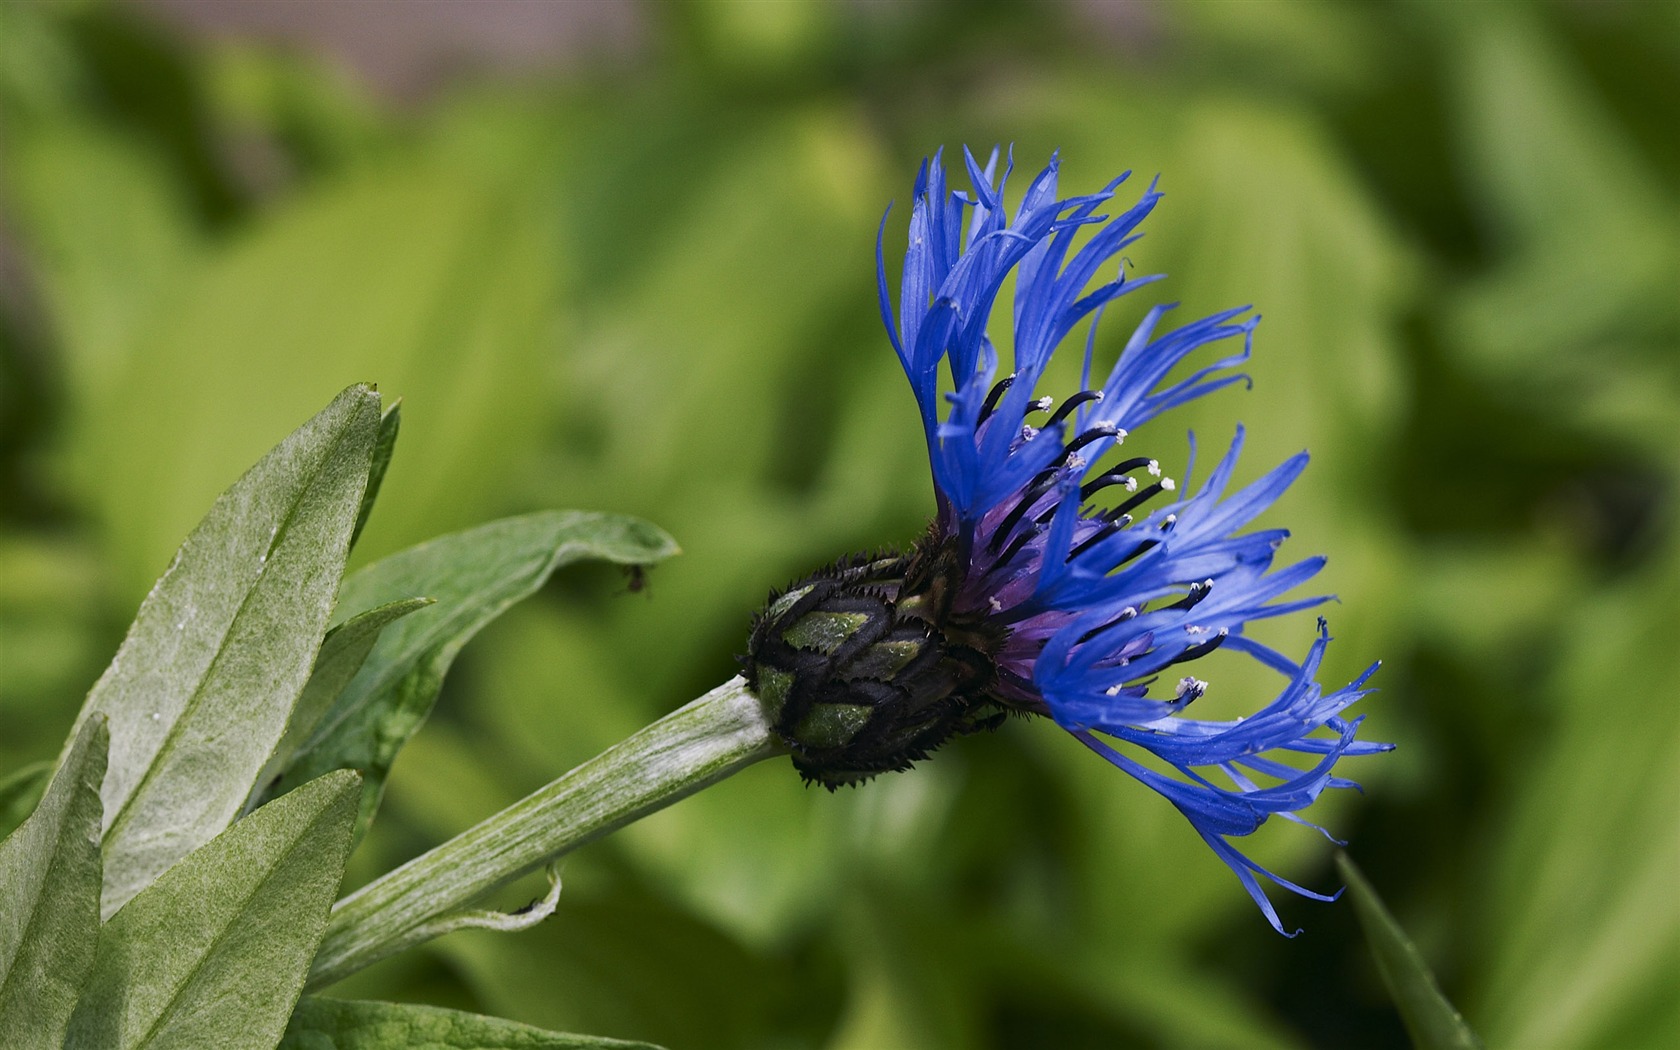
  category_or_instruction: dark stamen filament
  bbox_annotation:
[1167,580,1213,611]
[1044,389,1104,429]
[989,525,1042,571]
[1167,629,1229,666]
[1061,424,1120,461]
[1110,482,1167,520]
[1079,458,1158,500]
[1068,519,1124,560]
[1077,605,1138,645]
[1113,538,1158,568]
[988,468,1064,553]
[977,375,1017,424]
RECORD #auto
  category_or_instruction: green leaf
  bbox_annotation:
[249,598,434,815]
[66,769,361,1050]
[0,717,107,1049]
[351,401,401,551]
[69,385,379,916]
[1337,853,1483,1050]
[266,511,679,837]
[281,998,665,1050]
[0,761,51,839]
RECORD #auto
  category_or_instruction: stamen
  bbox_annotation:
[1061,423,1120,460]
[1167,628,1229,666]
[1044,389,1104,429]
[1161,477,1177,492]
[990,524,1042,569]
[1068,519,1124,560]
[1167,579,1214,611]
[1077,605,1138,644]
[1111,481,1168,519]
[978,374,1016,424]
[988,470,1064,553]
[1078,458,1158,500]
[1174,676,1207,703]
[1112,537,1157,568]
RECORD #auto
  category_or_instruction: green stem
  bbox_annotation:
[307,676,779,988]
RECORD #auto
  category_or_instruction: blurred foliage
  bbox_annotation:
[0,1,1675,1047]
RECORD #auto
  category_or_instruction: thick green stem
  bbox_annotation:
[307,676,779,988]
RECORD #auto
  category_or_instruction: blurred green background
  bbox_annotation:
[1,1,1675,1047]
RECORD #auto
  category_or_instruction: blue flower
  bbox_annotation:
[878,147,1389,934]
[745,147,1388,935]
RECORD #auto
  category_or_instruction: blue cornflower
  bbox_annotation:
[744,148,1389,934]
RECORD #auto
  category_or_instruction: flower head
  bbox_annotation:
[744,148,1390,933]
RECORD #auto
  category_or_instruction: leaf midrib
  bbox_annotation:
[102,422,359,856]
[126,790,341,1050]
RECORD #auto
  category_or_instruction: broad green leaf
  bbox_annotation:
[1337,853,1482,1050]
[266,511,679,835]
[0,761,50,839]
[281,998,665,1050]
[249,598,434,815]
[0,717,106,1049]
[67,770,360,1050]
[70,385,379,916]
[351,401,402,552]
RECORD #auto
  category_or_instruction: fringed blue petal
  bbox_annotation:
[1048,622,1385,932]
[875,148,1387,934]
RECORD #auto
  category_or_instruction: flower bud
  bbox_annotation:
[742,553,1000,788]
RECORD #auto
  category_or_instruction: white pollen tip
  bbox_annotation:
[1175,676,1207,699]
[1147,460,1161,476]
[1068,455,1087,471]
[1105,684,1125,696]
[988,596,1004,613]
[1122,476,1137,491]
[1161,477,1177,492]
[1021,425,1039,441]
[1034,396,1054,412]
[1114,428,1128,442]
